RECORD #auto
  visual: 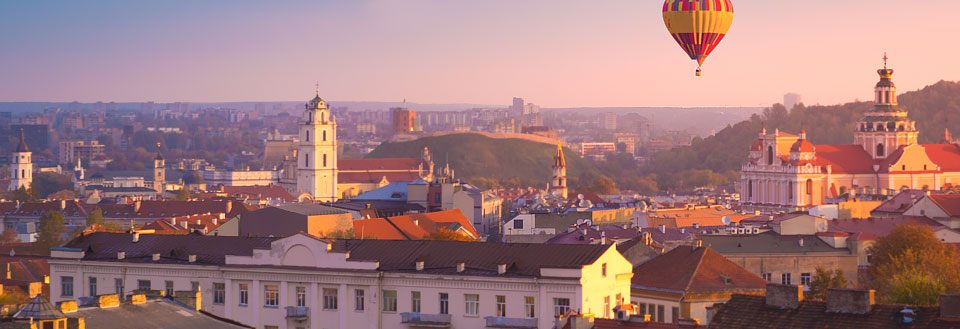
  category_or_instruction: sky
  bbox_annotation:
[1,0,959,108]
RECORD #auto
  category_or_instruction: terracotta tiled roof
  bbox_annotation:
[92,200,247,219]
[11,201,88,217]
[811,144,875,174]
[829,216,948,238]
[871,190,927,214]
[337,158,420,171]
[632,246,765,294]
[790,138,816,153]
[930,194,960,217]
[925,143,960,171]
[353,218,409,240]
[710,294,960,328]
[389,209,478,239]
[351,209,479,240]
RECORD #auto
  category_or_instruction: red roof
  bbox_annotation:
[351,209,478,241]
[924,144,960,171]
[338,158,420,171]
[790,138,816,153]
[811,144,875,174]
[353,218,409,240]
[829,216,946,239]
[930,194,960,217]
[632,246,765,294]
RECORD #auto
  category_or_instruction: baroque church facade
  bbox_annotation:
[741,61,960,213]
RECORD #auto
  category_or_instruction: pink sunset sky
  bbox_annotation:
[0,0,957,108]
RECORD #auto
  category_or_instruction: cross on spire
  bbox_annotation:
[883,52,888,69]
[314,82,319,96]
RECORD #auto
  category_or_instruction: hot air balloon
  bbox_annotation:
[662,0,735,76]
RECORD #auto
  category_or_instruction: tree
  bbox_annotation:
[172,189,191,201]
[0,229,19,244]
[31,172,74,199]
[34,211,66,255]
[326,229,356,239]
[86,208,104,226]
[6,186,36,203]
[426,228,476,242]
[808,266,848,301]
[866,224,960,305]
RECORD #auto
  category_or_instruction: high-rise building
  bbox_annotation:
[9,130,32,191]
[512,97,525,113]
[599,112,618,131]
[297,92,338,202]
[784,93,802,110]
[58,140,106,165]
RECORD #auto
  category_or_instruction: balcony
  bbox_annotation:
[285,306,309,320]
[400,312,452,327]
[484,316,538,329]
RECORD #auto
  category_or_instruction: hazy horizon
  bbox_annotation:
[3,0,958,107]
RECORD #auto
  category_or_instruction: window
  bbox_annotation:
[89,277,97,297]
[439,293,449,315]
[800,273,812,288]
[137,279,151,292]
[513,219,524,229]
[657,305,665,323]
[382,290,397,312]
[648,303,656,320]
[781,273,792,285]
[748,179,753,198]
[214,283,225,304]
[305,130,310,142]
[322,153,327,167]
[601,263,607,277]
[876,143,885,157]
[304,153,309,167]
[640,304,647,316]
[553,298,570,317]
[465,294,479,316]
[788,181,794,200]
[264,285,279,307]
[805,179,813,196]
[239,284,249,306]
[762,273,772,282]
[61,276,74,297]
[323,288,338,310]
[603,296,610,318]
[165,281,174,297]
[496,295,506,317]
[114,278,123,298]
[411,291,421,313]
[355,289,365,311]
[524,296,535,318]
[322,130,327,141]
[296,286,307,307]
[767,146,774,165]
[672,307,680,324]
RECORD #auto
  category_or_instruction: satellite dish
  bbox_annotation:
[721,216,731,226]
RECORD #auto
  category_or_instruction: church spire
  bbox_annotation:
[553,143,566,169]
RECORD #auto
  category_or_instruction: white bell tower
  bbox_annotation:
[297,88,338,202]
[9,129,32,191]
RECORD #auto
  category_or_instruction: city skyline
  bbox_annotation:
[3,1,960,107]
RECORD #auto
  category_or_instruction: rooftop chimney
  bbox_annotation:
[117,251,125,260]
[826,289,875,314]
[5,263,10,280]
[152,253,160,261]
[456,262,465,273]
[132,231,140,243]
[940,294,960,318]
[415,260,424,271]
[413,219,419,226]
[497,263,507,275]
[799,238,805,247]
[693,223,700,229]
[694,240,703,248]
[60,200,67,210]
[188,254,197,263]
[659,225,666,234]
[600,231,607,245]
[765,284,803,309]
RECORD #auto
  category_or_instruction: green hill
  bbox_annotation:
[648,80,960,182]
[366,133,600,188]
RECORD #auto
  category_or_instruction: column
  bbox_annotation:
[310,282,320,329]
[224,278,233,319]
[252,279,261,329]
[279,281,289,329]
[338,283,348,329]
[538,283,548,329]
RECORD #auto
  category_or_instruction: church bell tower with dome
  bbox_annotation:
[854,54,919,159]
[297,88,338,202]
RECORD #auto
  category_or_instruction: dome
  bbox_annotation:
[790,133,816,153]
[306,94,327,110]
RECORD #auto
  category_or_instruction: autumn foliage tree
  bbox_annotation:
[865,224,960,306]
[33,211,66,255]
[808,266,848,301]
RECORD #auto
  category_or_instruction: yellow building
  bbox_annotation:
[741,60,960,213]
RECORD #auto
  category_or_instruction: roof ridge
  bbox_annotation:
[682,246,708,292]
[383,217,413,240]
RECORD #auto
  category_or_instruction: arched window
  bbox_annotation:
[322,153,328,167]
[322,130,327,141]
[788,181,794,200]
[304,153,309,167]
[20,169,24,178]
[748,180,753,198]
[805,179,813,196]
[305,130,310,142]
[308,112,312,122]
[876,143,885,157]
[767,146,774,165]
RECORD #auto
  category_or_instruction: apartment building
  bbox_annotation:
[49,232,633,329]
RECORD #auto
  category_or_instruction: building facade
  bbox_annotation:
[297,93,338,202]
[50,233,633,329]
[741,62,960,213]
[10,130,32,191]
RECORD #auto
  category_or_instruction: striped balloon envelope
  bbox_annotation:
[662,0,734,76]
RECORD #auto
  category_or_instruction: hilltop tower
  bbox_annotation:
[152,142,165,193]
[9,130,32,191]
[550,143,568,199]
[854,54,918,159]
[297,89,338,202]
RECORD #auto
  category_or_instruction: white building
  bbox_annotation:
[10,130,32,191]
[203,169,278,187]
[49,232,632,329]
[297,92,338,202]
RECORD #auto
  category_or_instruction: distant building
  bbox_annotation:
[9,124,48,151]
[783,92,802,110]
[741,62,960,213]
[512,97,525,113]
[599,112,618,131]
[550,144,569,199]
[580,142,617,160]
[58,140,106,165]
[391,107,417,134]
[9,131,32,191]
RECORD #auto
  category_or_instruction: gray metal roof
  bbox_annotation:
[77,299,248,329]
[698,232,851,255]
